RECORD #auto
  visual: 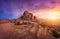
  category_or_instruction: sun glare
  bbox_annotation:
[35,9,60,20]
[49,16,57,20]
[48,11,59,20]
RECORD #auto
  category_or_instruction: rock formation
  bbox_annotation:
[15,11,37,25]
[0,11,60,39]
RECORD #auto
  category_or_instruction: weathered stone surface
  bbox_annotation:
[15,11,37,25]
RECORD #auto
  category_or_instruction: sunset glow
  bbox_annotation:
[47,11,59,20]
[49,16,57,20]
[34,8,60,20]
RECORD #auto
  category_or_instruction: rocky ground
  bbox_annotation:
[0,11,60,39]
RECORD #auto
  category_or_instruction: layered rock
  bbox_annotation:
[22,11,36,21]
[15,11,37,25]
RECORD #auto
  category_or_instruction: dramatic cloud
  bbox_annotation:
[0,0,60,19]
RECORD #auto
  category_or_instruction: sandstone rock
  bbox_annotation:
[15,19,23,25]
[15,11,37,25]
[22,11,37,21]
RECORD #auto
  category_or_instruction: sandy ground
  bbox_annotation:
[0,23,59,39]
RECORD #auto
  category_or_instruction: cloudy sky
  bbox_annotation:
[0,0,60,19]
